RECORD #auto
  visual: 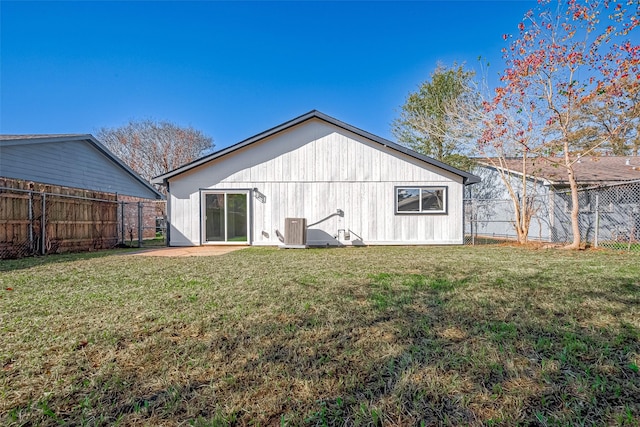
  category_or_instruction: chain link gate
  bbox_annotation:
[117,200,167,248]
[574,182,639,251]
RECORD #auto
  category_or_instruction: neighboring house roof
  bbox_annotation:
[0,134,164,199]
[0,134,87,141]
[152,110,481,185]
[479,156,640,186]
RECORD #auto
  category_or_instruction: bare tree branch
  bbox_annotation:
[97,119,214,193]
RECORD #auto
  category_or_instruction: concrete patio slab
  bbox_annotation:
[127,246,247,257]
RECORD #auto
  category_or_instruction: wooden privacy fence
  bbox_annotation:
[0,180,119,258]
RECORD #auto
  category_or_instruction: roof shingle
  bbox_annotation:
[484,156,640,185]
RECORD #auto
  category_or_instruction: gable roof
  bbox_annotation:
[0,134,88,141]
[479,156,640,186]
[0,134,164,199]
[152,110,480,185]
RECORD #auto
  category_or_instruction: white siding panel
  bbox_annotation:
[289,148,299,182]
[352,182,363,239]
[327,133,339,182]
[368,184,378,240]
[371,148,381,182]
[293,182,305,218]
[358,142,369,181]
[315,138,324,182]
[275,154,283,182]
[297,144,306,182]
[264,159,274,182]
[338,134,348,182]
[261,183,272,243]
[305,139,315,182]
[388,185,397,241]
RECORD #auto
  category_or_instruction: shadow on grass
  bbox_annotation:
[237,273,640,425]
[0,248,137,272]
[3,270,639,426]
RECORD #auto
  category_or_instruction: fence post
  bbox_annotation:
[137,202,143,248]
[594,194,599,248]
[41,192,46,255]
[471,200,475,245]
[120,202,125,245]
[28,191,34,254]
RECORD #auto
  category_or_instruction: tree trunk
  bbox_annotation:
[565,164,582,249]
[513,199,525,243]
[497,159,533,245]
[513,198,529,244]
[520,205,530,243]
[519,156,529,244]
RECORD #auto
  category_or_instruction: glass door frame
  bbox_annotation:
[200,189,251,245]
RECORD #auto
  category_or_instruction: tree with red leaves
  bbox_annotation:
[494,0,639,249]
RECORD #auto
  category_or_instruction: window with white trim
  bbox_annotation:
[396,187,447,214]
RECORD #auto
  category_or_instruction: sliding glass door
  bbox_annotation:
[202,191,249,244]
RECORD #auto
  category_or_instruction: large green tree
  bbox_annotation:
[392,64,476,170]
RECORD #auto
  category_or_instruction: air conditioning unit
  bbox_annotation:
[284,218,307,246]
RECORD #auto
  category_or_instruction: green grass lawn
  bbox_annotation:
[1,246,638,426]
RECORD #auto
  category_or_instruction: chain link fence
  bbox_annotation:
[465,180,640,252]
[117,200,167,248]
[1,183,166,259]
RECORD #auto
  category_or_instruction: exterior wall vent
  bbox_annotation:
[284,218,307,246]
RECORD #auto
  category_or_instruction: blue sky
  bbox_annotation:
[1,1,533,150]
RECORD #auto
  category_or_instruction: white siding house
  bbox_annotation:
[152,111,480,247]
